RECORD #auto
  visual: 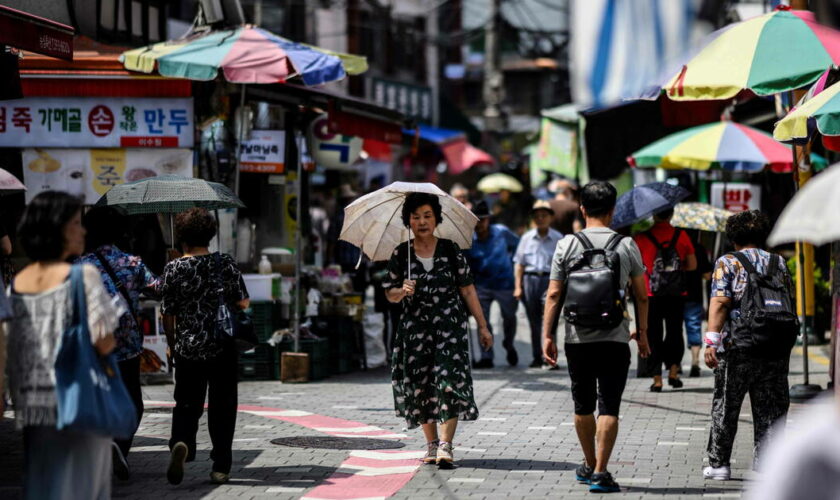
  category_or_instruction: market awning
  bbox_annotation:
[247,84,408,144]
[0,5,73,60]
[403,124,465,145]
[441,140,495,175]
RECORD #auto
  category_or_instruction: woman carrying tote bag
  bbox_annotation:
[5,191,123,500]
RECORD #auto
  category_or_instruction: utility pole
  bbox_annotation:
[482,0,506,155]
[789,0,823,401]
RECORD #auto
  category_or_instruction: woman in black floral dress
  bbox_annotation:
[384,192,493,468]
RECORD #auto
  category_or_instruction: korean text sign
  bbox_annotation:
[0,97,194,148]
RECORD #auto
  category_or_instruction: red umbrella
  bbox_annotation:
[0,167,25,194]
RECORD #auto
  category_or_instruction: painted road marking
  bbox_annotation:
[676,426,706,431]
[349,450,426,461]
[233,438,261,442]
[501,388,525,392]
[478,431,508,436]
[509,470,546,473]
[480,417,507,421]
[616,478,651,484]
[658,441,689,446]
[448,478,484,483]
[244,410,313,417]
[459,447,488,453]
[528,426,556,430]
[244,424,274,429]
[332,433,408,439]
[794,346,830,366]
[561,422,575,426]
[511,401,538,405]
[332,405,359,409]
[266,486,306,493]
[315,426,383,433]
[131,445,169,452]
[338,464,420,476]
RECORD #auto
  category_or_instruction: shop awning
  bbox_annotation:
[247,84,408,144]
[441,140,495,175]
[403,124,465,145]
[0,5,73,60]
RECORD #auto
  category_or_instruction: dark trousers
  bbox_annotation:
[707,351,789,468]
[522,274,550,362]
[170,346,238,474]
[647,296,685,376]
[115,355,143,458]
[477,286,518,361]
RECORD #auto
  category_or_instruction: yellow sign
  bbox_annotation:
[90,149,126,195]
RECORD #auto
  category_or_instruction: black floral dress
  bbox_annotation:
[383,238,479,429]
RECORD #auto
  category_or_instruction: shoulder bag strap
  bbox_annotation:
[70,264,88,328]
[668,228,682,248]
[766,253,780,278]
[94,251,137,318]
[605,233,624,251]
[213,252,227,306]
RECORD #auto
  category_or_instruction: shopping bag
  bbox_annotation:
[54,265,137,439]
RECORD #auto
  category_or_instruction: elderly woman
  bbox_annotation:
[160,207,249,486]
[383,192,493,468]
[6,191,121,500]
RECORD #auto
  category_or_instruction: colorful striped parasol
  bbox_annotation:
[775,78,840,144]
[628,122,793,173]
[658,9,840,101]
[121,26,367,86]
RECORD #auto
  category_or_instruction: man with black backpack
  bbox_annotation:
[542,181,650,494]
[703,210,797,481]
[635,207,697,391]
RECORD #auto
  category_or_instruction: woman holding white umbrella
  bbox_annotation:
[378,192,493,468]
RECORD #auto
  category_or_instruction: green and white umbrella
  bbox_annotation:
[94,175,244,215]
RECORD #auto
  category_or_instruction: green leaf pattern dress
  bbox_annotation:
[384,238,480,429]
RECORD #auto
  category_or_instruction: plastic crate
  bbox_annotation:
[250,301,281,342]
[239,359,280,380]
[278,337,330,380]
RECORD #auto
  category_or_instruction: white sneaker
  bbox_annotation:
[703,465,731,480]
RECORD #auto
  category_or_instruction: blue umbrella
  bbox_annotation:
[611,182,690,229]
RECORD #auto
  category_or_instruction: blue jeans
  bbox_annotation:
[477,286,518,361]
[683,301,703,347]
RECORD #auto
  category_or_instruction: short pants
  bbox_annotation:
[565,341,631,417]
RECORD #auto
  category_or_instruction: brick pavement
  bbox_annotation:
[0,304,832,499]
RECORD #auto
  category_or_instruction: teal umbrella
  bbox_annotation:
[94,175,245,215]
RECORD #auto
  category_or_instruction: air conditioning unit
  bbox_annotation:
[200,0,246,26]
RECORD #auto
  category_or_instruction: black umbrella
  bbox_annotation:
[611,182,690,229]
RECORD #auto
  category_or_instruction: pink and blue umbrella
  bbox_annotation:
[122,26,366,86]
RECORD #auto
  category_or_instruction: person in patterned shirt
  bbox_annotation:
[703,210,794,481]
[79,207,160,481]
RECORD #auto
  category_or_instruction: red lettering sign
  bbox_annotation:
[120,136,178,148]
[88,105,114,137]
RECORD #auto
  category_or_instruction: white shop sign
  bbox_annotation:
[710,182,761,213]
[0,97,194,148]
[22,148,193,204]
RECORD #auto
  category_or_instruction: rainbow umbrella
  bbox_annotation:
[628,122,792,173]
[654,9,840,101]
[774,79,840,144]
[121,26,367,86]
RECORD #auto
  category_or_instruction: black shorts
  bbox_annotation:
[565,342,631,417]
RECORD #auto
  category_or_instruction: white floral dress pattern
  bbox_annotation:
[383,238,479,429]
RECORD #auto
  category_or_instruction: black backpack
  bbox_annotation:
[562,232,625,330]
[728,252,799,359]
[644,229,685,296]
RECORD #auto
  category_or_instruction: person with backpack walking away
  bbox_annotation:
[703,210,797,481]
[634,208,697,391]
[542,181,650,494]
[513,200,563,368]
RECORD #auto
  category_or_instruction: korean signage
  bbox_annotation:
[710,182,761,213]
[240,130,285,173]
[371,77,433,121]
[308,113,362,169]
[22,148,193,204]
[0,98,194,148]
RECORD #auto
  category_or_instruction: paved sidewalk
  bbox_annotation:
[0,304,832,499]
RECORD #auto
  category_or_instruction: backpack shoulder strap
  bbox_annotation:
[669,228,682,248]
[643,231,662,249]
[605,233,624,251]
[731,252,758,276]
[574,232,594,250]
[766,253,780,278]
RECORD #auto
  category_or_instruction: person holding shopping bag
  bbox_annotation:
[383,192,493,468]
[6,191,124,500]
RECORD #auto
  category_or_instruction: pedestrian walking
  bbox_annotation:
[160,208,250,485]
[542,181,650,493]
[79,207,160,480]
[383,192,493,468]
[634,208,697,391]
[465,200,520,368]
[6,191,122,500]
[450,183,473,210]
[703,210,797,481]
[548,178,583,235]
[683,231,713,377]
[513,200,563,368]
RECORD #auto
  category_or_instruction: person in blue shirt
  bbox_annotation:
[466,201,520,368]
[513,200,563,369]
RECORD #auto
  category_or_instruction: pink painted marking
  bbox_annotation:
[303,472,416,500]
[342,457,419,468]
[236,404,407,439]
